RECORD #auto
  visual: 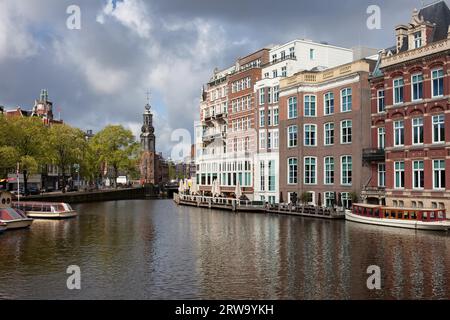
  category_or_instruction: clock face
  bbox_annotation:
[141,125,147,133]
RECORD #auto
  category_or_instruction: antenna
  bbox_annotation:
[146,90,151,104]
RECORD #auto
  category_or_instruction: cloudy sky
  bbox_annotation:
[0,0,433,158]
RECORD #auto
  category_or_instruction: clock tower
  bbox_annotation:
[140,102,156,184]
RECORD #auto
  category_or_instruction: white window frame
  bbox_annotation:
[412,117,424,145]
[432,114,445,144]
[304,124,317,147]
[287,158,298,185]
[304,95,317,117]
[288,97,298,119]
[324,157,335,185]
[377,89,385,113]
[304,157,317,185]
[431,68,444,98]
[341,155,352,186]
[324,92,334,115]
[324,122,335,146]
[288,125,298,148]
[433,159,446,190]
[411,73,424,101]
[393,78,404,105]
[394,120,404,147]
[378,163,386,188]
[377,127,385,149]
[394,161,405,189]
[341,88,352,112]
[412,160,424,190]
[340,120,352,145]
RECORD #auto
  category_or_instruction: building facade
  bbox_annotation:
[254,40,354,203]
[365,1,450,211]
[278,59,376,208]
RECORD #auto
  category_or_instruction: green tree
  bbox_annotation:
[48,124,88,193]
[0,117,48,194]
[90,125,139,188]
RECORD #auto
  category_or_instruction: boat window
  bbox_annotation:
[391,211,396,219]
[411,212,417,220]
[403,212,410,220]
[374,209,380,218]
[430,211,436,220]
[422,212,428,221]
[385,210,390,218]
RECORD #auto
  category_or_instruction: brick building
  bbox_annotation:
[365,1,450,212]
[278,59,376,208]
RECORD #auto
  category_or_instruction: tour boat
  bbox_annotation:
[0,191,33,230]
[347,204,450,231]
[12,202,77,219]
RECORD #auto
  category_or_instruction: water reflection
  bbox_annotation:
[0,200,449,299]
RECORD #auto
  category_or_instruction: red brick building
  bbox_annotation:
[365,1,450,212]
[278,59,376,208]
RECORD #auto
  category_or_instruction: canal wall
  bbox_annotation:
[21,186,159,204]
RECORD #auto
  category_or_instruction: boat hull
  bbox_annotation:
[345,211,450,231]
[0,219,33,230]
[26,210,77,219]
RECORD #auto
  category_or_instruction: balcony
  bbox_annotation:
[202,131,226,145]
[362,148,385,162]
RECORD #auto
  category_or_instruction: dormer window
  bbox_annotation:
[414,31,422,48]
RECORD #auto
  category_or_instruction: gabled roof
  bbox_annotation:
[419,0,450,42]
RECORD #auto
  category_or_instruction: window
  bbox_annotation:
[324,157,335,185]
[267,109,272,126]
[264,72,269,79]
[394,161,405,189]
[394,120,404,146]
[282,66,287,77]
[259,109,265,127]
[324,92,334,115]
[310,49,315,60]
[304,124,317,146]
[324,192,335,208]
[288,125,298,148]
[433,115,445,143]
[341,156,352,186]
[377,89,385,113]
[267,88,272,104]
[272,130,279,149]
[289,47,295,58]
[341,193,353,209]
[341,88,352,112]
[281,51,286,60]
[272,54,277,62]
[273,108,279,126]
[413,160,424,189]
[259,131,266,150]
[378,163,386,187]
[267,131,272,149]
[393,78,404,104]
[378,127,385,149]
[260,162,265,191]
[273,70,278,78]
[273,86,280,103]
[304,157,317,185]
[341,120,352,144]
[259,88,265,105]
[324,123,335,146]
[288,97,298,119]
[414,31,422,48]
[304,95,316,117]
[288,158,298,184]
[412,118,424,145]
[268,161,276,192]
[432,69,444,97]
[433,160,446,190]
[411,74,424,101]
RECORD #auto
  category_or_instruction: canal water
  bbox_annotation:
[0,199,449,300]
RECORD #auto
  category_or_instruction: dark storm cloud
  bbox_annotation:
[0,0,432,157]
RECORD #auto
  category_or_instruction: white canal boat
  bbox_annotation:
[13,202,77,219]
[347,204,450,231]
[0,191,33,230]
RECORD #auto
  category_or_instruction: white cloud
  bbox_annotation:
[0,2,39,60]
[97,0,152,38]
